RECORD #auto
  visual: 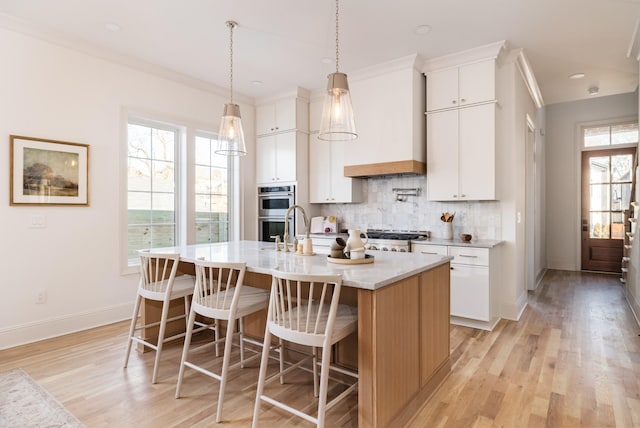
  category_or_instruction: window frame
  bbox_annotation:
[121,111,238,274]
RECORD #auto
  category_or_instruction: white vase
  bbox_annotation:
[442,222,453,240]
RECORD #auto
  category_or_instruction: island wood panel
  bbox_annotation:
[358,263,451,428]
[358,275,421,427]
[419,263,450,385]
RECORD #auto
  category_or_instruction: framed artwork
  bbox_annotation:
[10,135,89,206]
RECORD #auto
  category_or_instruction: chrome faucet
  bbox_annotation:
[282,204,309,252]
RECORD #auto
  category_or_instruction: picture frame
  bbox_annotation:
[10,135,89,206]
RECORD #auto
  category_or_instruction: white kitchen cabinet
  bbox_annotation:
[256,97,308,136]
[426,59,495,112]
[256,132,298,184]
[426,103,495,201]
[412,242,500,331]
[309,134,363,203]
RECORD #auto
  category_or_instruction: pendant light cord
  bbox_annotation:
[335,0,339,73]
[228,21,235,104]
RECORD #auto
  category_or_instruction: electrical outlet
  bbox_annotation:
[35,289,47,304]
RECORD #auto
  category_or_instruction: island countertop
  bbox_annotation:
[150,240,451,290]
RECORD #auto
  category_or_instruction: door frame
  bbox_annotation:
[575,117,638,272]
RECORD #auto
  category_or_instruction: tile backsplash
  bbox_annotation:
[316,175,502,240]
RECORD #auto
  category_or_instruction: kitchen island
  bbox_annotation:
[147,240,452,427]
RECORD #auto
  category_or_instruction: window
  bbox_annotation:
[126,118,234,267]
[584,122,638,148]
[127,120,178,261]
[195,134,230,244]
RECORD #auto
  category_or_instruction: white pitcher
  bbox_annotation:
[346,229,368,252]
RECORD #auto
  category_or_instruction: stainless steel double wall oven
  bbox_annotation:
[258,185,295,242]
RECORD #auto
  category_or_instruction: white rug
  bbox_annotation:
[0,368,84,428]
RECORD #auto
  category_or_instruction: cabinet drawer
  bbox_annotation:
[412,244,448,256]
[449,246,489,266]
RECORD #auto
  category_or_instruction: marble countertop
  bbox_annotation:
[411,238,504,249]
[150,240,451,290]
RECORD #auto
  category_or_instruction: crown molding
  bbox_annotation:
[349,54,423,82]
[514,49,545,109]
[421,40,507,73]
[255,87,311,105]
[0,12,254,104]
[627,19,640,61]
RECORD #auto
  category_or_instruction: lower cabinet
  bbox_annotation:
[412,242,500,330]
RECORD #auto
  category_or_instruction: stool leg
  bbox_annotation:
[123,294,142,368]
[316,343,333,428]
[312,346,319,398]
[151,296,171,384]
[216,315,237,423]
[252,329,273,428]
[239,318,245,368]
[175,308,197,398]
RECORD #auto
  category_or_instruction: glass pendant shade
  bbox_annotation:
[318,72,357,141]
[216,103,246,156]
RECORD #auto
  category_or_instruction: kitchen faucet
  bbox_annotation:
[282,204,309,252]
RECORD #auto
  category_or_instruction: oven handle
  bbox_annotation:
[258,215,294,220]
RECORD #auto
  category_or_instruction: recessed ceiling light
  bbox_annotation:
[414,25,432,35]
[569,72,585,79]
[105,23,121,32]
[251,80,263,86]
[321,57,334,64]
[588,86,599,96]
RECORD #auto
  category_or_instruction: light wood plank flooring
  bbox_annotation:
[1,270,639,427]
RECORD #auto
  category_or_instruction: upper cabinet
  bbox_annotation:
[426,103,496,201]
[342,55,426,177]
[308,98,363,203]
[256,132,299,184]
[423,42,505,202]
[426,60,495,112]
[255,89,309,186]
[256,97,309,136]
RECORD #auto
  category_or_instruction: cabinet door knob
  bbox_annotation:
[460,98,466,103]
[452,100,457,104]
[453,195,458,198]
[460,194,466,198]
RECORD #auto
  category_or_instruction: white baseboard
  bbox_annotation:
[625,288,640,328]
[0,304,132,350]
[501,291,528,321]
[451,315,500,331]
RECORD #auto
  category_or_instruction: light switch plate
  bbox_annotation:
[30,215,46,228]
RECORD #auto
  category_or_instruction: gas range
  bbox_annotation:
[365,230,429,252]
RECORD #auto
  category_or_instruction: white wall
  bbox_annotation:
[495,59,538,320]
[0,28,256,349]
[545,92,638,271]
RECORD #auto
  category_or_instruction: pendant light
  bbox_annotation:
[318,0,357,141]
[216,20,247,156]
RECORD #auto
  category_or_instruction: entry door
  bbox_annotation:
[581,147,635,271]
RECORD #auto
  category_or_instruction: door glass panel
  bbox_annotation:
[612,212,624,239]
[611,154,633,182]
[611,183,631,211]
[590,212,610,238]
[589,184,610,211]
[589,157,610,183]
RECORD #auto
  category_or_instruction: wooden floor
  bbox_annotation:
[1,270,639,427]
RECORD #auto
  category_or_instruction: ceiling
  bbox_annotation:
[0,0,639,105]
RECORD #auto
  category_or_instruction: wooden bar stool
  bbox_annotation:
[175,260,269,423]
[252,269,358,428]
[124,250,208,384]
